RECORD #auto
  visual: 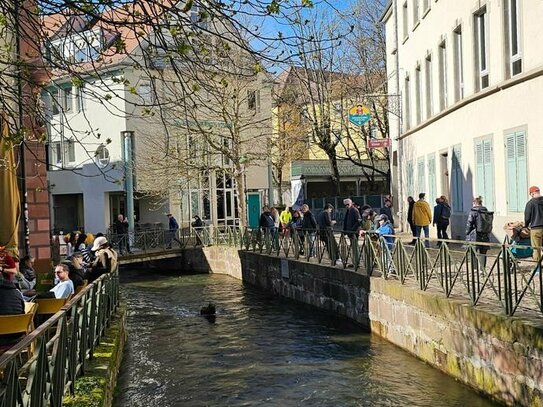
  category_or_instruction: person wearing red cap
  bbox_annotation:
[524,186,543,262]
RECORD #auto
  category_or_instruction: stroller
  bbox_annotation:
[503,221,533,259]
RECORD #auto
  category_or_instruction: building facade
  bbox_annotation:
[43,4,271,234]
[383,0,540,240]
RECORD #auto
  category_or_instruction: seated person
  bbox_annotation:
[88,237,118,283]
[0,256,26,347]
[20,255,36,288]
[30,263,74,299]
[67,253,86,289]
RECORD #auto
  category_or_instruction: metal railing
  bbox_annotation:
[0,269,120,406]
[240,228,542,317]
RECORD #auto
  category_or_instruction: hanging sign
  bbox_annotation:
[368,138,392,148]
[348,105,371,126]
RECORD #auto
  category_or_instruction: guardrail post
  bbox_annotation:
[501,245,513,315]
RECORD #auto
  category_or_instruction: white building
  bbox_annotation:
[382,0,542,240]
[43,4,271,234]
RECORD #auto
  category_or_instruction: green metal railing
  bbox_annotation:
[240,228,542,317]
[0,269,120,407]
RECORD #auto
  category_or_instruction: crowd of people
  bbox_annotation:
[0,233,118,319]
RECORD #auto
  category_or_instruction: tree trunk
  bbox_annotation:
[234,167,247,228]
[277,167,284,206]
[329,155,341,196]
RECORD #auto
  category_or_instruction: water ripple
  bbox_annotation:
[114,272,497,407]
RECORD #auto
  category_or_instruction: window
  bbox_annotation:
[505,131,527,212]
[74,85,84,112]
[222,138,231,166]
[62,86,73,112]
[425,54,433,118]
[95,145,110,168]
[417,158,426,195]
[49,138,75,168]
[475,139,495,210]
[402,2,409,38]
[427,155,437,203]
[404,75,411,130]
[422,0,430,13]
[137,82,154,105]
[406,160,414,198]
[415,65,422,124]
[474,8,489,90]
[438,41,448,110]
[412,0,420,26]
[450,146,463,212]
[504,0,522,77]
[453,26,464,101]
[248,90,260,112]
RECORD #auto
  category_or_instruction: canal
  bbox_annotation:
[114,271,497,406]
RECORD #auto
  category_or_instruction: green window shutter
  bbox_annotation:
[515,132,527,212]
[482,139,494,210]
[428,155,437,202]
[506,132,527,212]
[475,141,485,202]
[407,160,414,198]
[417,158,425,195]
[506,134,518,211]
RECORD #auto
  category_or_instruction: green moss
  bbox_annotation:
[63,305,126,407]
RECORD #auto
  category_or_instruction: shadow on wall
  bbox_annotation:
[448,165,474,241]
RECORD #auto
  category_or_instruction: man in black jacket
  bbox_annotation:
[525,186,543,262]
[343,199,362,266]
[301,204,317,256]
[317,204,338,263]
[113,214,131,255]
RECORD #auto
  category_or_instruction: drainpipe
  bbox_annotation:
[122,131,135,232]
[267,156,274,206]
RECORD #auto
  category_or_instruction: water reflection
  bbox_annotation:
[115,272,497,407]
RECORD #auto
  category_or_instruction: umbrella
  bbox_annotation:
[0,117,21,253]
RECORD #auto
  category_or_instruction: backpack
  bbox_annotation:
[476,209,494,234]
[440,204,451,220]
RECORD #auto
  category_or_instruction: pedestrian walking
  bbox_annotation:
[407,196,416,244]
[466,196,494,270]
[433,196,451,244]
[413,193,432,248]
[317,204,339,263]
[301,204,317,256]
[524,186,543,262]
[343,198,362,265]
[166,213,182,249]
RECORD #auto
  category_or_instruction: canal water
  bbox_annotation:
[115,271,497,407]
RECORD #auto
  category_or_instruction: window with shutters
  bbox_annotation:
[417,158,426,195]
[474,138,495,210]
[505,131,527,212]
[427,154,437,202]
[406,160,414,198]
[451,146,463,212]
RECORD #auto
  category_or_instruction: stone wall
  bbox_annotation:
[182,248,543,406]
[369,278,543,407]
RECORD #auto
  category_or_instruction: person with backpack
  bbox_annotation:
[433,195,451,244]
[465,196,494,270]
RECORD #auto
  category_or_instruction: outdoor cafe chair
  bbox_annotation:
[0,302,38,357]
